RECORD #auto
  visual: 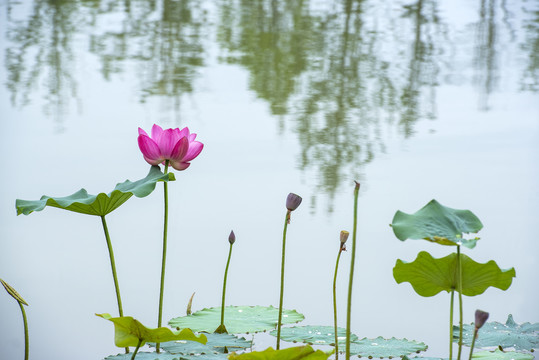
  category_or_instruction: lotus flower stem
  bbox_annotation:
[346,181,360,360]
[100,215,128,353]
[456,245,463,360]
[449,289,454,360]
[468,329,478,360]
[18,301,29,360]
[156,160,170,353]
[131,339,143,360]
[216,231,235,334]
[333,240,346,359]
[276,210,290,350]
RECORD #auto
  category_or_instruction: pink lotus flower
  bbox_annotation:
[138,124,204,171]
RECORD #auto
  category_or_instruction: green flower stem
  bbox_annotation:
[468,328,478,360]
[449,289,454,360]
[156,160,170,353]
[100,215,128,354]
[276,210,290,350]
[457,245,463,360]
[333,247,344,360]
[131,339,143,360]
[346,182,360,360]
[217,242,234,333]
[18,302,28,360]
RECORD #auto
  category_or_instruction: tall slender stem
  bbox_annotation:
[468,329,478,360]
[100,215,128,354]
[131,339,143,360]
[449,289,454,360]
[156,160,170,353]
[18,302,28,360]
[333,248,344,360]
[346,182,360,360]
[456,245,464,360]
[217,243,234,333]
[276,210,290,350]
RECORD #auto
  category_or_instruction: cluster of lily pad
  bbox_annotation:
[2,125,538,360]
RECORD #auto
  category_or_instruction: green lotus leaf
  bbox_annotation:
[349,337,428,358]
[16,166,175,216]
[169,306,304,334]
[104,353,182,360]
[471,349,535,360]
[453,315,538,351]
[96,313,207,348]
[0,278,28,305]
[391,199,483,248]
[148,333,251,355]
[393,251,515,297]
[227,345,334,359]
[105,352,230,360]
[268,326,358,346]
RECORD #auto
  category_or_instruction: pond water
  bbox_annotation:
[0,0,538,359]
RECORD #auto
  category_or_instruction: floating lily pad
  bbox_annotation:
[16,166,174,216]
[393,251,515,297]
[454,315,538,351]
[471,349,535,359]
[227,345,334,359]
[104,353,182,360]
[169,306,304,334]
[391,200,483,249]
[148,333,251,355]
[349,337,428,358]
[96,313,207,348]
[268,325,357,346]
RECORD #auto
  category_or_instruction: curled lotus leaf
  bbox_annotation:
[227,345,334,359]
[169,306,304,334]
[268,325,358,346]
[96,313,207,348]
[453,314,538,351]
[349,337,428,358]
[391,199,483,249]
[0,278,28,305]
[105,352,229,360]
[148,333,251,355]
[393,251,516,297]
[471,349,535,359]
[16,166,175,216]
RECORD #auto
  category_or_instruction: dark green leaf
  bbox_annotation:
[391,200,483,249]
[393,251,515,297]
[454,315,538,351]
[471,349,535,359]
[148,333,251,355]
[16,166,174,216]
[349,337,428,358]
[268,326,357,346]
[227,345,334,359]
[169,306,304,334]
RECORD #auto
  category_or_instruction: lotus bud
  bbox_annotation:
[286,193,302,211]
[228,230,236,245]
[340,231,349,244]
[474,309,489,329]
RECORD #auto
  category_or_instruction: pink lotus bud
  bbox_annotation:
[475,310,489,329]
[286,193,302,211]
[228,230,236,245]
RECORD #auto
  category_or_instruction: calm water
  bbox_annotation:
[0,0,538,359]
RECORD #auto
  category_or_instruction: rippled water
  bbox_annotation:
[0,0,537,359]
